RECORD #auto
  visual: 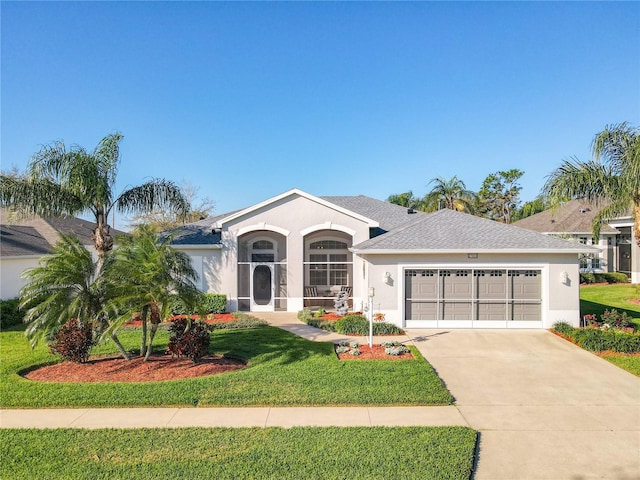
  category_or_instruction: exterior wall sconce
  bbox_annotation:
[561,271,569,285]
[384,272,392,284]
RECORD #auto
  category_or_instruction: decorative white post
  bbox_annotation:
[368,287,375,348]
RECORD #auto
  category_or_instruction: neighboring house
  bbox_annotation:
[513,199,639,284]
[0,208,125,299]
[167,188,593,329]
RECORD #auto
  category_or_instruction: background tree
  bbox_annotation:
[475,169,524,223]
[386,191,426,211]
[512,195,550,222]
[424,176,476,212]
[127,181,215,231]
[19,235,130,360]
[543,122,640,245]
[102,226,202,360]
[0,133,189,269]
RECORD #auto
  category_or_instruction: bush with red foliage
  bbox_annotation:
[49,319,95,363]
[167,318,211,363]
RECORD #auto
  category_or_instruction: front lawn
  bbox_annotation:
[0,324,453,408]
[0,426,477,480]
[580,284,640,328]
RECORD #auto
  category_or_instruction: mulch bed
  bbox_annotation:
[125,313,237,327]
[335,344,414,360]
[23,354,246,383]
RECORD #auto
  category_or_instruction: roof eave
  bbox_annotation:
[351,247,598,255]
[170,244,222,250]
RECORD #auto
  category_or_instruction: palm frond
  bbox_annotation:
[115,179,189,218]
[0,175,85,217]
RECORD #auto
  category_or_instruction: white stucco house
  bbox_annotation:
[513,199,639,283]
[0,208,125,300]
[166,189,594,329]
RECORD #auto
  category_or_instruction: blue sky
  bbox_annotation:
[2,1,639,226]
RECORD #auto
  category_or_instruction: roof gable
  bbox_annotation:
[352,208,597,253]
[212,189,380,228]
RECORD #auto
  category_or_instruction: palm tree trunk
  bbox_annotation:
[140,306,148,358]
[144,323,159,361]
[110,333,131,361]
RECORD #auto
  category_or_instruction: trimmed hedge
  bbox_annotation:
[208,312,268,330]
[580,272,629,284]
[552,322,640,353]
[169,293,227,315]
[0,298,24,329]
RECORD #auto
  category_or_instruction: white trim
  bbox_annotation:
[213,188,379,228]
[236,223,290,237]
[353,247,594,254]
[300,222,357,237]
[0,254,45,260]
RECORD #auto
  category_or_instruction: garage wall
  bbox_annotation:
[360,252,580,329]
[0,256,40,299]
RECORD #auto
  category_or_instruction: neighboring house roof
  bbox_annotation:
[0,208,126,257]
[513,199,619,235]
[351,208,597,254]
[161,214,230,246]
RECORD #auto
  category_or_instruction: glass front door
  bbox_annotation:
[252,264,273,311]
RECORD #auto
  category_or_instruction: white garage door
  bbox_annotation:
[405,269,542,328]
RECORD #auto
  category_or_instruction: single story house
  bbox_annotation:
[0,208,125,299]
[167,189,594,329]
[513,199,639,284]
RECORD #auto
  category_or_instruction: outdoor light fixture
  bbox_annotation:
[561,271,569,285]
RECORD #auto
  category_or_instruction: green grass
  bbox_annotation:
[0,325,453,408]
[0,427,477,480]
[601,354,640,376]
[580,284,640,328]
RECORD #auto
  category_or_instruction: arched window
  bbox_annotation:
[251,239,275,262]
[306,237,350,286]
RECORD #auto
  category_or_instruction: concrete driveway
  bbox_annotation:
[406,329,640,480]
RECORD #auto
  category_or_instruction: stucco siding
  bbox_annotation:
[0,257,40,299]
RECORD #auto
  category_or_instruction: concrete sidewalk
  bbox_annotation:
[0,406,468,429]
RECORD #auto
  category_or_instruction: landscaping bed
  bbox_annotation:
[22,354,245,383]
[335,344,414,360]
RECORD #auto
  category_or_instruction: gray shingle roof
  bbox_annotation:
[320,195,425,231]
[513,199,619,234]
[162,211,235,245]
[0,208,127,257]
[352,208,596,252]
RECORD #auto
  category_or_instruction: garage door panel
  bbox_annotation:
[406,270,437,300]
[405,301,437,320]
[442,271,471,299]
[511,302,541,321]
[477,302,508,321]
[476,270,507,299]
[442,301,472,320]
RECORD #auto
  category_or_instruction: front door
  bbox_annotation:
[251,264,274,311]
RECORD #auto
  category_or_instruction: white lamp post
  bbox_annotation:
[368,287,375,348]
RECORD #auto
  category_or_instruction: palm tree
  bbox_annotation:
[424,176,476,212]
[0,133,188,272]
[19,234,131,359]
[544,122,640,246]
[386,191,427,211]
[102,226,201,360]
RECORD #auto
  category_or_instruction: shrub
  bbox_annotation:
[349,348,361,356]
[297,309,313,322]
[580,273,596,284]
[552,322,575,336]
[169,293,227,316]
[600,309,631,329]
[167,318,211,363]
[48,319,94,363]
[201,293,227,313]
[385,345,410,356]
[561,326,640,353]
[0,298,24,329]
[313,308,326,318]
[335,345,349,354]
[305,318,337,332]
[334,314,404,335]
